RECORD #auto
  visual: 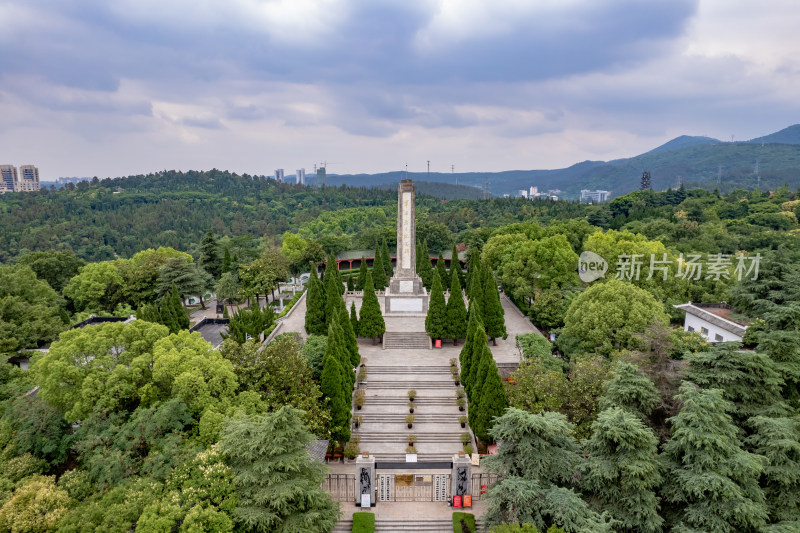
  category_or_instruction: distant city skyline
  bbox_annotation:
[1,1,798,179]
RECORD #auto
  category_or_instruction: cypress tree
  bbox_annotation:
[200,229,222,279]
[446,267,468,345]
[467,262,485,320]
[304,267,327,335]
[338,306,360,369]
[418,240,433,289]
[327,315,353,395]
[346,273,355,292]
[473,352,508,443]
[452,243,465,289]
[425,270,447,341]
[460,303,483,390]
[435,252,448,287]
[661,383,768,532]
[320,351,350,443]
[324,272,343,328]
[222,246,232,274]
[136,303,162,324]
[583,408,664,533]
[466,248,481,291]
[350,301,359,336]
[358,272,385,344]
[381,239,393,277]
[483,268,507,344]
[356,259,368,290]
[169,284,189,330]
[598,361,659,421]
[372,249,386,290]
[467,330,490,403]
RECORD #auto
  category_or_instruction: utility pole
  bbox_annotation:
[427,160,430,181]
[451,164,457,187]
[483,176,489,200]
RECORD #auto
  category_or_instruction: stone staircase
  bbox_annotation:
[382,332,432,350]
[354,362,473,461]
[334,518,472,532]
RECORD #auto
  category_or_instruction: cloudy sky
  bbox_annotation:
[1,0,798,179]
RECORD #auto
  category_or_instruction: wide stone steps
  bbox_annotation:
[355,432,467,443]
[359,397,464,407]
[367,365,453,373]
[383,332,431,350]
[365,380,459,389]
[359,413,465,423]
[334,519,472,532]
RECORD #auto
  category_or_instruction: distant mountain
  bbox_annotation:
[329,124,800,199]
[645,135,720,154]
[747,124,800,145]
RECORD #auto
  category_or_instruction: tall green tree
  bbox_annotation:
[661,383,768,532]
[598,361,659,421]
[358,272,385,343]
[425,270,447,341]
[0,265,67,352]
[435,252,448,287]
[472,346,508,443]
[445,267,468,345]
[63,261,124,313]
[356,259,368,291]
[156,257,213,308]
[166,284,189,331]
[372,249,386,290]
[222,246,232,274]
[222,305,275,344]
[483,267,507,344]
[200,229,222,279]
[451,243,465,289]
[320,319,351,442]
[215,272,241,315]
[219,407,340,532]
[18,250,85,293]
[381,239,393,278]
[582,408,664,533]
[466,247,481,292]
[459,303,483,391]
[350,302,359,335]
[305,267,327,336]
[324,271,343,329]
[338,306,360,369]
[417,240,433,288]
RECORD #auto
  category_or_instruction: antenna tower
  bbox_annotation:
[640,170,652,190]
[483,176,489,200]
[717,165,722,185]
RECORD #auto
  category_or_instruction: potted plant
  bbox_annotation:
[360,357,367,368]
[405,413,415,429]
[344,441,360,461]
[455,388,466,400]
[407,434,417,447]
[456,398,466,411]
[406,445,417,455]
[459,415,468,428]
[407,389,417,402]
[354,389,366,410]
[460,432,472,445]
[463,444,473,455]
[453,372,460,386]
[407,401,415,414]
[449,358,458,370]
[353,414,363,429]
[357,367,368,384]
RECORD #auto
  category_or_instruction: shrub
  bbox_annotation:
[407,434,417,444]
[456,389,466,399]
[0,475,70,533]
[453,512,476,533]
[405,445,417,454]
[408,389,417,400]
[405,414,416,426]
[352,512,376,533]
[459,416,468,427]
[463,444,474,455]
[344,441,360,459]
[460,432,472,444]
[407,401,415,413]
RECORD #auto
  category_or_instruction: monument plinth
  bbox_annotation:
[385,179,429,314]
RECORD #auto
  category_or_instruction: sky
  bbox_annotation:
[1,0,799,179]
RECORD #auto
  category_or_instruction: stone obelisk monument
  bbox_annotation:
[385,179,429,314]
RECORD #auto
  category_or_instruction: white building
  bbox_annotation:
[529,186,538,196]
[580,189,611,203]
[0,165,17,193]
[18,165,40,191]
[673,302,748,343]
[518,189,528,198]
[274,169,285,183]
[296,168,306,185]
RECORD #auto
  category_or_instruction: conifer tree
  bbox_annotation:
[381,239,393,277]
[346,273,355,292]
[356,259,368,290]
[305,266,327,335]
[200,229,222,279]
[136,303,162,325]
[425,270,447,341]
[338,306,360,369]
[446,267,468,345]
[483,268,507,344]
[745,415,800,528]
[220,407,340,532]
[417,240,433,288]
[598,361,659,421]
[168,284,189,331]
[350,301,359,336]
[472,347,508,443]
[688,342,789,421]
[435,252,448,287]
[222,246,232,274]
[468,262,485,322]
[466,248,481,292]
[460,303,483,390]
[372,249,386,290]
[583,407,664,533]
[223,304,275,343]
[452,243,465,289]
[327,315,354,395]
[661,383,768,532]
[358,272,385,344]
[324,272,343,328]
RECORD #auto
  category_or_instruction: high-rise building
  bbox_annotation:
[529,186,538,196]
[18,165,40,192]
[316,167,326,187]
[580,189,611,203]
[0,165,17,193]
[274,169,285,183]
[296,168,306,185]
[518,189,528,198]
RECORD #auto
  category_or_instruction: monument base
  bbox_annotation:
[385,275,429,315]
